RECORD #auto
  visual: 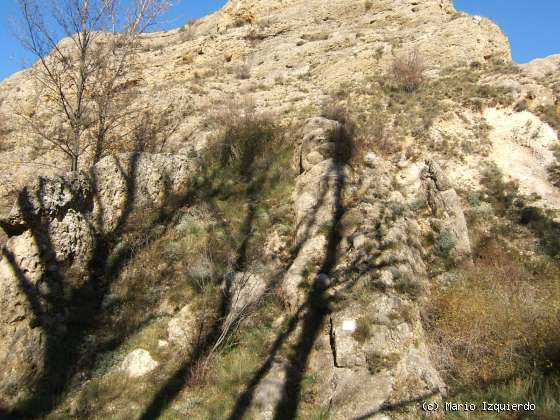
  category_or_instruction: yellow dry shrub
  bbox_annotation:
[424,238,560,387]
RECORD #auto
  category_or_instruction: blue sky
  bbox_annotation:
[0,1,558,81]
[453,0,560,63]
[0,0,228,81]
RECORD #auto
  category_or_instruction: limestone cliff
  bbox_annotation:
[1,0,559,418]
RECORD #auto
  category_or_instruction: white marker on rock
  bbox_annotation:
[342,319,356,332]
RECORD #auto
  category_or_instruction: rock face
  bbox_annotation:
[91,153,195,234]
[485,108,560,209]
[1,0,559,417]
[308,150,453,418]
[0,153,195,410]
[0,0,512,212]
[521,54,560,80]
[283,117,347,309]
[258,118,473,418]
[424,160,473,263]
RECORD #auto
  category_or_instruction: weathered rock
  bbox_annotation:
[424,160,472,263]
[0,173,97,408]
[120,349,159,378]
[167,304,197,347]
[283,118,348,309]
[253,360,287,420]
[305,150,448,418]
[0,0,554,416]
[1,172,92,229]
[0,0,514,214]
[485,108,560,210]
[0,246,46,409]
[0,152,195,411]
[91,153,195,234]
[521,54,560,80]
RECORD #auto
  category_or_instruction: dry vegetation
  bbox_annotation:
[424,239,560,418]
[48,99,299,418]
[391,49,425,92]
[326,60,515,162]
[424,163,560,418]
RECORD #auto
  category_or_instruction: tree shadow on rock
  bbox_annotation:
[138,117,294,419]
[2,152,162,417]
[227,120,354,420]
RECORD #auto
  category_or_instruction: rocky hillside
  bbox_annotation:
[1,0,560,418]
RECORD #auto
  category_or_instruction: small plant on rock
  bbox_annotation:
[433,231,456,259]
[353,317,372,343]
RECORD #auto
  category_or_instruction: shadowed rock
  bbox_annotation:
[0,152,195,411]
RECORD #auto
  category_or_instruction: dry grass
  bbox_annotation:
[207,97,280,178]
[50,105,297,418]
[391,49,425,92]
[352,317,372,343]
[234,62,252,80]
[356,112,401,157]
[424,238,560,389]
[179,19,197,42]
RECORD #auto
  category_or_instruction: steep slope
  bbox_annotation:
[1,0,560,419]
[0,0,510,213]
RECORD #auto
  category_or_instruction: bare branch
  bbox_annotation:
[14,0,173,171]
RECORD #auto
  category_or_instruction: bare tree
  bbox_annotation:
[14,0,173,171]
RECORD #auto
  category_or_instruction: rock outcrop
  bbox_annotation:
[310,152,452,418]
[0,0,512,212]
[0,152,195,410]
[255,118,473,418]
[1,0,559,417]
[282,117,348,310]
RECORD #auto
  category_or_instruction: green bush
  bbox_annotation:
[433,231,456,259]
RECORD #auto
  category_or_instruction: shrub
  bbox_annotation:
[357,114,401,157]
[352,317,371,343]
[480,163,519,217]
[320,99,350,124]
[536,104,560,134]
[391,49,425,92]
[208,97,279,177]
[424,240,560,393]
[179,19,197,42]
[394,273,424,298]
[126,105,181,153]
[433,231,456,259]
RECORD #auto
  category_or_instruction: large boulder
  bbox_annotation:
[0,174,96,409]
[91,153,194,234]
